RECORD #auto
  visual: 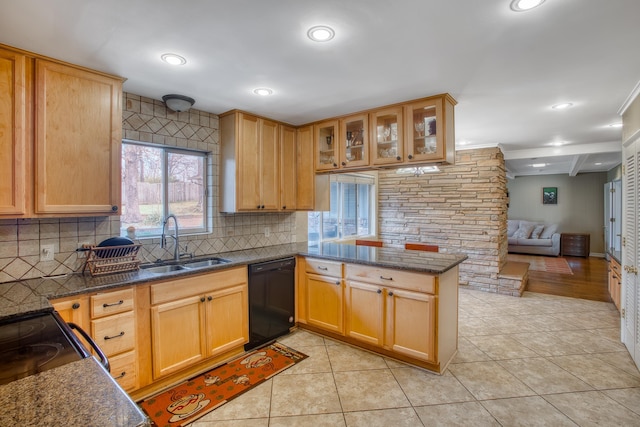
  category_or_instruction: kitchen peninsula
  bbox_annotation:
[0,243,466,426]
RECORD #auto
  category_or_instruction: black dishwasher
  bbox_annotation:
[245,257,296,351]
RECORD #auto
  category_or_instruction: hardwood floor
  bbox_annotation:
[525,255,611,302]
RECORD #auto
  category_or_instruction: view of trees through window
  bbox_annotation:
[121,142,207,237]
[308,174,375,246]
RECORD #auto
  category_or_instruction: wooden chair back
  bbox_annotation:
[355,239,383,247]
[405,242,439,252]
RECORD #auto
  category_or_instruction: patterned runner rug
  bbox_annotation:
[139,342,307,427]
[507,254,573,275]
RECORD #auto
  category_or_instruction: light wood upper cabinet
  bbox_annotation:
[313,93,456,172]
[280,124,297,211]
[296,125,315,210]
[0,48,28,215]
[315,119,339,171]
[35,59,122,215]
[339,113,369,168]
[220,111,281,212]
[370,106,404,166]
[0,44,123,218]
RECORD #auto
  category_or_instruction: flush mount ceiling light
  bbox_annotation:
[608,122,623,128]
[253,88,273,96]
[160,53,187,66]
[307,25,335,42]
[549,141,566,146]
[531,163,547,168]
[551,102,574,110]
[162,94,195,112]
[510,0,546,12]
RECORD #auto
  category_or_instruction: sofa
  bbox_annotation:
[507,219,561,256]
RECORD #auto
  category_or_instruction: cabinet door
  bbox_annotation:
[34,59,122,215]
[345,280,384,346]
[0,48,28,215]
[404,98,444,163]
[151,294,207,378]
[205,284,249,356]
[370,106,404,166]
[339,113,369,168]
[385,288,435,362]
[306,273,344,334]
[280,124,297,210]
[237,113,261,210]
[260,118,280,210]
[296,125,315,210]
[315,120,339,171]
[52,295,91,348]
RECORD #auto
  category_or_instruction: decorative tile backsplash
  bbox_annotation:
[0,93,296,284]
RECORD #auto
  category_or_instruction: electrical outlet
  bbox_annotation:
[40,244,55,262]
[264,227,270,237]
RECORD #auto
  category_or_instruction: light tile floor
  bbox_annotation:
[192,288,640,426]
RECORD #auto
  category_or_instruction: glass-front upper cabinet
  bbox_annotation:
[315,119,339,171]
[404,95,456,164]
[370,106,403,165]
[339,113,369,168]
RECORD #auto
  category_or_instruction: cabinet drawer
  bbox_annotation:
[90,288,134,318]
[345,264,435,294]
[151,266,247,305]
[91,311,135,356]
[305,258,342,277]
[109,350,137,392]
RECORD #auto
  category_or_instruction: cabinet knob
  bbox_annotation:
[200,297,206,302]
[396,156,401,161]
[335,281,340,286]
[408,154,413,160]
[333,163,338,167]
[377,289,382,294]
[72,303,80,310]
[207,296,213,301]
[261,205,265,209]
[111,205,118,212]
[342,161,346,166]
[257,205,261,209]
[388,291,394,297]
[282,206,286,210]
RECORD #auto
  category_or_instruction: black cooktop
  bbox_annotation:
[0,312,87,385]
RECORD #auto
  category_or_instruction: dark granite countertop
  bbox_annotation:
[0,357,149,427]
[0,242,467,321]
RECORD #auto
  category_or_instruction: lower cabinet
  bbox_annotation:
[303,258,344,335]
[150,267,248,379]
[300,258,458,373]
[345,265,436,363]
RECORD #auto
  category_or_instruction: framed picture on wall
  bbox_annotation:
[543,187,557,205]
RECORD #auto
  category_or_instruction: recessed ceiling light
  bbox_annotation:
[307,26,335,42]
[551,102,573,110]
[253,88,273,96]
[161,53,187,66]
[608,122,623,128]
[595,162,603,166]
[510,0,546,12]
[531,163,547,168]
[549,141,566,146]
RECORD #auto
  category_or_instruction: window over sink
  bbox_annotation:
[121,140,208,237]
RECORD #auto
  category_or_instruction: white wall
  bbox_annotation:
[506,172,607,254]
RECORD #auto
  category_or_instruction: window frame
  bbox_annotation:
[121,139,210,238]
[309,173,377,245]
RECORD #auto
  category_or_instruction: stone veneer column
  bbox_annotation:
[378,147,513,295]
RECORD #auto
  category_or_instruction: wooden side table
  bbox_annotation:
[561,233,590,257]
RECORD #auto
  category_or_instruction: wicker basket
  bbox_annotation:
[83,244,142,276]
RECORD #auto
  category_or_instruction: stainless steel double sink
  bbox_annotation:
[141,257,231,274]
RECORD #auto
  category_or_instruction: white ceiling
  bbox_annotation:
[1,0,639,177]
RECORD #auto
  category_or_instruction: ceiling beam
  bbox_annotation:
[501,141,621,160]
[569,154,589,176]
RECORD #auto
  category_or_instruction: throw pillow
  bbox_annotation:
[540,224,558,239]
[513,224,535,239]
[507,220,519,237]
[530,225,545,239]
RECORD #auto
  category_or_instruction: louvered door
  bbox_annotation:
[622,135,639,368]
